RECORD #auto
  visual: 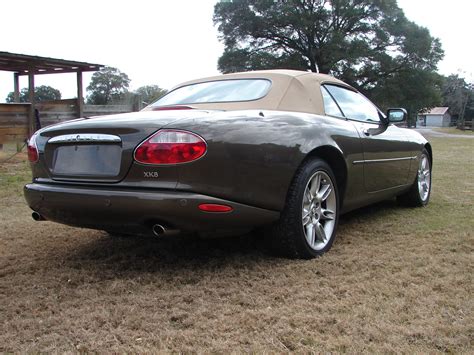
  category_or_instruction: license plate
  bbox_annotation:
[52,144,121,176]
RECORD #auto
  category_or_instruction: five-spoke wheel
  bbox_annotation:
[417,153,431,203]
[397,148,432,207]
[302,171,337,251]
[271,158,339,259]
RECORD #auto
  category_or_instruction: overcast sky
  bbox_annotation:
[0,0,472,102]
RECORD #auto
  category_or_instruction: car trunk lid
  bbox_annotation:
[39,110,213,183]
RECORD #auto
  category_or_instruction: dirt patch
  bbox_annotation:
[0,137,473,352]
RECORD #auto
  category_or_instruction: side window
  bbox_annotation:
[324,85,380,123]
[321,86,344,118]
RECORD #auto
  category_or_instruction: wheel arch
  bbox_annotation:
[300,145,348,208]
[424,142,433,167]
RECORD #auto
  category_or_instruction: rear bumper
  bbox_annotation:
[24,183,279,234]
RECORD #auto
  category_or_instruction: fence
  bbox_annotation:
[0,100,136,145]
[0,103,29,145]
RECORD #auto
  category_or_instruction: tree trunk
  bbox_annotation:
[309,56,318,73]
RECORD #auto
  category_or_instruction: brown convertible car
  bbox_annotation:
[24,70,432,258]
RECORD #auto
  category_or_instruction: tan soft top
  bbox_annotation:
[150,70,354,115]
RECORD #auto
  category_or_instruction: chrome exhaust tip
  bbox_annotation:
[32,211,45,221]
[152,224,166,236]
[152,224,180,237]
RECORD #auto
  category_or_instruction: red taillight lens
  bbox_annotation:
[134,129,207,165]
[198,203,233,213]
[27,133,39,163]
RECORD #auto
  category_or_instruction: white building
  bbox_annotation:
[417,107,451,127]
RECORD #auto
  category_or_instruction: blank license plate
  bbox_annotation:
[52,144,121,176]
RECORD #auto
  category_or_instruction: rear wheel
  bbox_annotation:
[397,148,431,207]
[270,159,339,259]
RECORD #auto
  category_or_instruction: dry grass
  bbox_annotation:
[0,137,473,352]
[433,127,474,135]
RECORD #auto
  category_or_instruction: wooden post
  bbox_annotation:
[133,94,141,112]
[12,73,21,151]
[13,73,20,102]
[28,72,35,137]
[77,70,84,118]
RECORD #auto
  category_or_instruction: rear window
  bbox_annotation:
[150,79,271,107]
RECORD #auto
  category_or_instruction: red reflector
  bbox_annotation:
[134,129,207,165]
[198,204,233,213]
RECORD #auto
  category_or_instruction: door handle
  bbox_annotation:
[362,129,370,136]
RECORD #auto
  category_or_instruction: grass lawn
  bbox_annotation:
[433,127,474,135]
[0,137,472,352]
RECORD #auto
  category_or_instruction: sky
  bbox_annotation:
[0,0,472,102]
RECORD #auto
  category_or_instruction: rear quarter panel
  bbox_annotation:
[166,110,363,211]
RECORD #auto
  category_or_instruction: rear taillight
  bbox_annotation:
[27,133,39,163]
[134,129,207,165]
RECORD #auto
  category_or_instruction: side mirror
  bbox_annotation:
[387,108,407,123]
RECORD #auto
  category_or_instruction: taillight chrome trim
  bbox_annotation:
[48,134,122,144]
[133,129,208,166]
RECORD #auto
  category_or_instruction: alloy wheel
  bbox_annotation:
[418,154,431,202]
[302,171,337,251]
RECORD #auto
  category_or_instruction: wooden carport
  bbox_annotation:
[0,51,104,137]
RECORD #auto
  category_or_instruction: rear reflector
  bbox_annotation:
[134,129,207,165]
[198,203,233,213]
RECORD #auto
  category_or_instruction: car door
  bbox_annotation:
[323,84,413,192]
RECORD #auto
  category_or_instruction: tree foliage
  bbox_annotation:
[86,66,130,105]
[441,75,474,122]
[214,0,444,116]
[6,85,61,103]
[135,85,168,105]
[370,70,443,124]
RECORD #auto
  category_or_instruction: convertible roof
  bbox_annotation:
[177,69,348,85]
[155,70,353,115]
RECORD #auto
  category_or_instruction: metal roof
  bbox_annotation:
[0,51,104,76]
[424,107,449,115]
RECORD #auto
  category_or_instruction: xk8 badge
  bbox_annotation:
[144,172,159,178]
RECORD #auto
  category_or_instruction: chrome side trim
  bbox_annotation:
[48,134,121,144]
[353,156,417,165]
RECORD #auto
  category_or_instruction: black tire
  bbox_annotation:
[397,148,432,207]
[269,158,340,259]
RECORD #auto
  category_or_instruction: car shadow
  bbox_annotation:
[339,198,400,224]
[60,229,282,274]
[57,199,403,275]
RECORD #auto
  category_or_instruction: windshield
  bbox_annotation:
[150,79,271,107]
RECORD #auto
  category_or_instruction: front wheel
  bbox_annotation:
[397,148,432,207]
[270,159,339,259]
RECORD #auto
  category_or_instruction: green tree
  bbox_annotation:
[6,85,61,103]
[135,85,168,105]
[371,69,443,126]
[441,75,474,124]
[214,0,444,110]
[86,66,130,105]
